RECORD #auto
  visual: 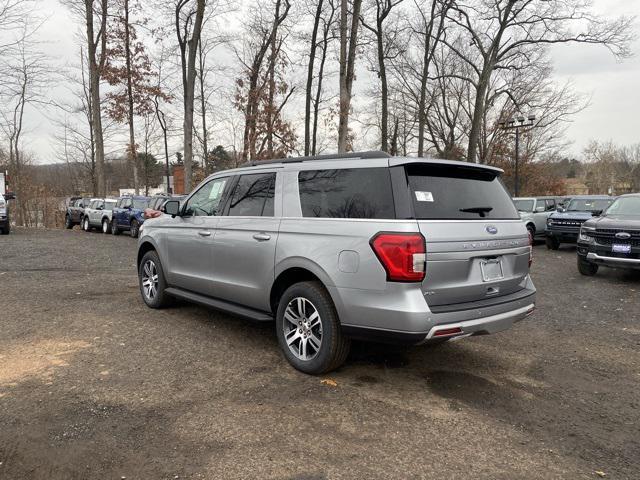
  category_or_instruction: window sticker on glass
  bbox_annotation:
[415,191,434,202]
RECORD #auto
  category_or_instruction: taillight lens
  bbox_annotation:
[370,232,426,282]
[528,230,533,268]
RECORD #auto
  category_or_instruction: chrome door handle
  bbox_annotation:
[253,233,271,241]
[198,231,212,237]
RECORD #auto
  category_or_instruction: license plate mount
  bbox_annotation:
[480,258,504,282]
[612,244,631,254]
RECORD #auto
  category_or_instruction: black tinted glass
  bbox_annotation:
[228,173,275,217]
[298,168,395,219]
[406,164,518,220]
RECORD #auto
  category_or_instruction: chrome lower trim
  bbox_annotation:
[586,252,640,265]
[425,303,535,340]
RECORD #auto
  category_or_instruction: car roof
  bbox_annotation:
[618,193,640,198]
[205,151,503,182]
[567,195,613,199]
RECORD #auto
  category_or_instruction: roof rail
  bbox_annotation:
[241,150,391,167]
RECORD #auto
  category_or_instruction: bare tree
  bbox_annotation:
[337,0,362,152]
[445,0,634,163]
[176,0,206,192]
[360,0,404,152]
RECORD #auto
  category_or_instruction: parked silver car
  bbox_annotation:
[513,196,562,239]
[83,198,117,233]
[137,152,536,373]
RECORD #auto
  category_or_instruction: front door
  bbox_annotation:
[165,176,231,295]
[212,172,279,311]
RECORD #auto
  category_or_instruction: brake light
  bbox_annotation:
[370,232,426,282]
[528,230,533,268]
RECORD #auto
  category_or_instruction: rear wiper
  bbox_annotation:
[459,206,493,217]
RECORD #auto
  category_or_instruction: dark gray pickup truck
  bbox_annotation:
[577,194,640,275]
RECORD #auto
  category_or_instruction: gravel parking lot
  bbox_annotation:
[1,228,639,479]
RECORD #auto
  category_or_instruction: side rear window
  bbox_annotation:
[227,173,276,217]
[298,168,395,219]
[406,164,518,220]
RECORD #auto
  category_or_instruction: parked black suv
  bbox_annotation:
[577,194,640,275]
[545,195,614,249]
[64,196,91,229]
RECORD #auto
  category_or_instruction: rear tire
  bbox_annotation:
[546,236,560,250]
[111,219,121,235]
[138,250,170,308]
[577,256,598,276]
[130,219,140,238]
[276,281,350,375]
[526,224,535,240]
[65,215,73,229]
[0,225,9,235]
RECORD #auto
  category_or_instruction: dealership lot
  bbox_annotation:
[1,228,639,479]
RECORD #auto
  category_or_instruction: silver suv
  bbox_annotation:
[137,152,536,374]
[82,198,117,233]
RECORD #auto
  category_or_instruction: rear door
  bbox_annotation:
[211,171,279,310]
[400,162,531,309]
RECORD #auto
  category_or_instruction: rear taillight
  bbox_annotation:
[528,231,533,268]
[370,232,426,282]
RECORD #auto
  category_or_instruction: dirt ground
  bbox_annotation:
[0,227,638,479]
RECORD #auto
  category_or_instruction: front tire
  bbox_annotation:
[83,216,91,232]
[276,281,350,375]
[577,256,598,276]
[102,218,110,234]
[546,236,560,250]
[130,219,140,238]
[138,251,170,308]
[0,225,9,235]
[65,215,73,229]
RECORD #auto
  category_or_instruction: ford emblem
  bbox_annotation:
[486,225,498,235]
[615,232,632,240]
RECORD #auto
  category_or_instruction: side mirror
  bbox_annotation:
[4,192,15,200]
[163,200,181,217]
[592,210,603,217]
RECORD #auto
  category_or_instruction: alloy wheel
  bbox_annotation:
[283,297,323,361]
[141,260,159,300]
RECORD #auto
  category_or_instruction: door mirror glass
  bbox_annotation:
[164,200,181,216]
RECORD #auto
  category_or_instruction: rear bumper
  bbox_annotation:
[332,275,536,345]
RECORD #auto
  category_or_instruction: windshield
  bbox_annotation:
[604,197,640,217]
[513,199,534,212]
[406,164,518,220]
[566,198,612,212]
[132,199,149,210]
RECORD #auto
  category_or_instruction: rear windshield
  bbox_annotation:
[406,164,518,220]
[298,168,395,219]
[513,199,534,212]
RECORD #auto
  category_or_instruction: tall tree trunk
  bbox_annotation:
[375,22,388,152]
[181,0,206,193]
[124,0,139,194]
[305,0,323,156]
[338,0,362,153]
[266,37,277,158]
[198,39,209,173]
[85,0,107,196]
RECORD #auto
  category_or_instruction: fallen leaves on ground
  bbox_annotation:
[320,378,338,387]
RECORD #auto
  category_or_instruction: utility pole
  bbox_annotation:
[499,115,536,196]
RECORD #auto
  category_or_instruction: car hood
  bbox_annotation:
[583,215,640,230]
[549,211,595,221]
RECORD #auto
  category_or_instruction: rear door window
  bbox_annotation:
[227,173,276,217]
[298,168,395,219]
[405,164,518,220]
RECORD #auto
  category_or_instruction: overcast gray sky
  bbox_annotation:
[21,0,640,163]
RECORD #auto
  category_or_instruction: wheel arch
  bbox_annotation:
[137,239,159,268]
[270,259,335,315]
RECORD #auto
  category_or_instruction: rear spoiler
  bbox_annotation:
[388,157,504,175]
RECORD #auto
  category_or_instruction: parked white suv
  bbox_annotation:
[137,152,536,373]
[83,198,117,233]
[0,193,9,235]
